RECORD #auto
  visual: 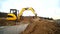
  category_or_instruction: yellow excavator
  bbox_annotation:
[0,7,37,21]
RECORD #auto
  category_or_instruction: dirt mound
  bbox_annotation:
[20,18,57,34]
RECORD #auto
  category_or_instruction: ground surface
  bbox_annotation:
[0,16,60,34]
[0,23,29,34]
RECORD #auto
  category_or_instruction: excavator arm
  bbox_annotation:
[18,7,36,20]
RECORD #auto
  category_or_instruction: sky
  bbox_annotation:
[0,0,60,19]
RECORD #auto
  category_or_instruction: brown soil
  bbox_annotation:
[0,16,58,34]
[20,17,57,34]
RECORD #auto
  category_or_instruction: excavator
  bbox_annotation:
[0,7,37,21]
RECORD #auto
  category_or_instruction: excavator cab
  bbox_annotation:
[0,9,18,21]
[10,9,18,16]
[6,9,19,21]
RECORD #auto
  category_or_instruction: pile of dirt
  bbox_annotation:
[20,17,57,34]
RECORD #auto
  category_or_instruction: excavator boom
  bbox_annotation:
[18,7,36,20]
